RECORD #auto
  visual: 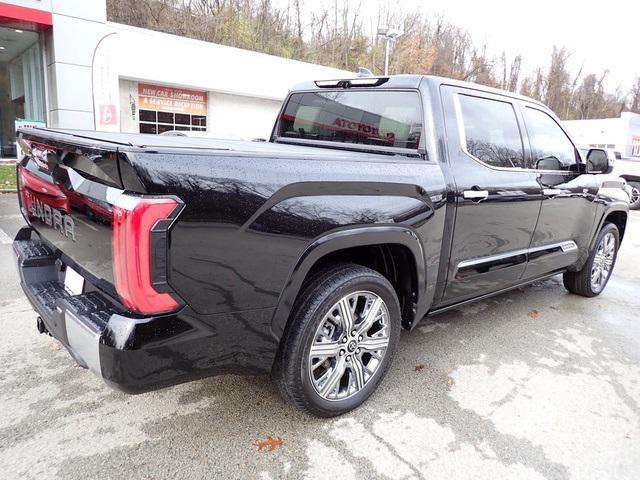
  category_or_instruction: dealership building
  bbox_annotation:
[564,112,640,158]
[0,0,351,158]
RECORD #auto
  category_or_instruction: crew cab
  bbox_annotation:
[13,75,629,416]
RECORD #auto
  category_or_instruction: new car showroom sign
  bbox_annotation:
[138,83,208,116]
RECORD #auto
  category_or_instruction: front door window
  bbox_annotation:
[523,107,578,171]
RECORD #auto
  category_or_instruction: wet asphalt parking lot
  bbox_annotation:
[0,192,639,480]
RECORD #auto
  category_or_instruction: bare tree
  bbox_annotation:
[629,77,640,114]
[107,0,632,120]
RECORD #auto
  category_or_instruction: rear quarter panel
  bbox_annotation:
[127,151,447,318]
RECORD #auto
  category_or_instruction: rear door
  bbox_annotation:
[439,86,542,304]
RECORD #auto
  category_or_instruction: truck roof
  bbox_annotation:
[290,74,546,108]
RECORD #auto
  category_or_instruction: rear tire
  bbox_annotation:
[272,264,401,417]
[628,181,640,210]
[563,223,619,297]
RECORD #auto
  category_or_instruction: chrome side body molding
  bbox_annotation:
[455,240,578,279]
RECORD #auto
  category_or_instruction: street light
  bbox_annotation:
[377,26,404,76]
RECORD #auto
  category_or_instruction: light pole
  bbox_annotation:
[377,26,404,76]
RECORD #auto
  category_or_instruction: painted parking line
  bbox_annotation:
[0,214,24,220]
[0,227,12,244]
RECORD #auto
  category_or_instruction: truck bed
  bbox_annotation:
[21,128,413,160]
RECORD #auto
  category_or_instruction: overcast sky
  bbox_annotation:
[287,0,639,92]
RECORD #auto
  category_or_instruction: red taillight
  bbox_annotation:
[112,194,181,315]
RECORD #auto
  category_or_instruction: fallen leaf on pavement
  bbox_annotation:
[50,341,61,352]
[415,364,425,372]
[527,310,539,319]
[257,436,284,451]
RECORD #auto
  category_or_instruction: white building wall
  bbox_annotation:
[118,79,138,133]
[621,112,640,157]
[92,22,352,136]
[5,0,52,10]
[564,113,640,157]
[207,93,281,140]
[564,118,622,148]
[42,0,107,129]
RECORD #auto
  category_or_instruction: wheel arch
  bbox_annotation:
[589,208,628,253]
[603,210,628,242]
[619,174,640,184]
[270,226,427,342]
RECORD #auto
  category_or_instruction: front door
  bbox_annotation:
[519,105,598,278]
[439,86,542,304]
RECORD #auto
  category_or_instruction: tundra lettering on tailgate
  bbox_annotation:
[27,194,76,241]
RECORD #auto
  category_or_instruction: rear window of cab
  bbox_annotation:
[276,90,422,150]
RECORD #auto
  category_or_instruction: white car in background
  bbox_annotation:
[614,157,640,210]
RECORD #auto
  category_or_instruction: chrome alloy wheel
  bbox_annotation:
[308,291,390,401]
[630,185,640,208]
[591,232,616,292]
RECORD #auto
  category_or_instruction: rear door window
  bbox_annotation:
[277,90,422,150]
[457,94,526,169]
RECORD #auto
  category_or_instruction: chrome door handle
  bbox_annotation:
[463,190,489,200]
[542,188,562,197]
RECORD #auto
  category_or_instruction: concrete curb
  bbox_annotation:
[0,189,17,193]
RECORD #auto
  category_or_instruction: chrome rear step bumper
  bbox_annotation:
[14,231,122,375]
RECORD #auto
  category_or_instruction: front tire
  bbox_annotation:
[628,181,640,210]
[273,264,401,417]
[563,223,619,297]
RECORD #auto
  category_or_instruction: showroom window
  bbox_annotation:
[138,110,207,134]
[631,137,640,157]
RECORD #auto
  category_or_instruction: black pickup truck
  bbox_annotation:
[13,75,630,416]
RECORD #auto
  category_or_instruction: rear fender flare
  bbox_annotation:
[270,226,426,340]
[620,174,640,184]
[588,207,628,253]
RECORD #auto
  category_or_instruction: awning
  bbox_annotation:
[0,2,53,32]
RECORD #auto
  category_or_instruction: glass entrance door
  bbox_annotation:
[0,26,45,159]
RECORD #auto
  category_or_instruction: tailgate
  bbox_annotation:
[18,138,120,289]
[16,130,184,315]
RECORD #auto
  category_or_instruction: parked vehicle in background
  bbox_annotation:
[578,147,639,209]
[13,75,629,417]
[614,157,640,210]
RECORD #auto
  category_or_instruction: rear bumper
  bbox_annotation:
[13,228,193,393]
[14,226,280,393]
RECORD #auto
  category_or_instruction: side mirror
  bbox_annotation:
[536,156,562,171]
[586,148,612,174]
